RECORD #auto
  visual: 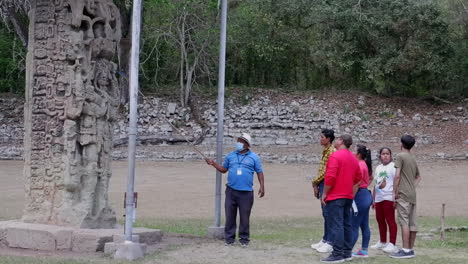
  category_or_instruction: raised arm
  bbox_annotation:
[205,158,228,173]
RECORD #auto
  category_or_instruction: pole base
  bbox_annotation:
[114,241,145,260]
[207,226,224,240]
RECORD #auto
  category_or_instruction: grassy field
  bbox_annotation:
[0,216,467,264]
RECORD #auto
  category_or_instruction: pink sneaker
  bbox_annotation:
[352,249,369,258]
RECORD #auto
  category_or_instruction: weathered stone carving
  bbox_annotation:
[23,0,121,228]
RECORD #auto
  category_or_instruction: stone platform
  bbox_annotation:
[0,221,162,253]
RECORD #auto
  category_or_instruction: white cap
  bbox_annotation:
[238,133,252,147]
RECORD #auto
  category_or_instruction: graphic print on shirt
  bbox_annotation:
[375,171,387,192]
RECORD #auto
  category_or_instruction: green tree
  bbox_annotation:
[0,0,132,98]
[141,0,219,106]
[0,22,25,93]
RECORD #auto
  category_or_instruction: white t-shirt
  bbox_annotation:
[374,162,396,203]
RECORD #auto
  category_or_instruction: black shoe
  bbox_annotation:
[320,254,345,263]
[343,251,352,261]
[390,249,415,259]
[224,241,234,246]
[240,242,249,247]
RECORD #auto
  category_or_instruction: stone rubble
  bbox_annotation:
[1,95,467,163]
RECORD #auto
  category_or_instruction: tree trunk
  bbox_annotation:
[118,37,131,104]
[179,14,186,107]
[6,6,28,47]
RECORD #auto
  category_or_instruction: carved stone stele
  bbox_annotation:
[23,0,121,228]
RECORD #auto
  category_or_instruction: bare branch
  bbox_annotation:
[0,0,30,46]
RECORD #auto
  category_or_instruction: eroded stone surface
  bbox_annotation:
[71,229,115,252]
[133,228,163,245]
[0,221,162,253]
[23,0,121,228]
[4,221,73,251]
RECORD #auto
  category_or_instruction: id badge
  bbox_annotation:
[237,167,242,175]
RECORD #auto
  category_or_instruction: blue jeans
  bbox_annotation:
[318,181,331,243]
[327,198,353,258]
[352,188,373,250]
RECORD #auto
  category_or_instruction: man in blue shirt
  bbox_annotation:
[206,133,265,246]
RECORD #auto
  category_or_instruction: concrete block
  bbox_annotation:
[207,226,224,240]
[114,242,146,260]
[105,241,147,255]
[1,221,74,251]
[0,221,160,254]
[0,221,17,246]
[71,229,114,252]
[104,242,117,255]
[5,222,74,251]
[56,229,73,250]
[7,224,55,251]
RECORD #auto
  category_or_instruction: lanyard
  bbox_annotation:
[236,153,248,167]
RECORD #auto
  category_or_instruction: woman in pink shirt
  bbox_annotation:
[352,145,374,258]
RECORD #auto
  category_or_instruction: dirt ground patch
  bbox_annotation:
[1,159,467,221]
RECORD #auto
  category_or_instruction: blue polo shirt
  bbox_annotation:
[223,150,263,191]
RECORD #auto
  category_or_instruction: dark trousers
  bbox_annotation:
[352,188,373,250]
[318,181,331,243]
[327,198,353,258]
[224,186,254,244]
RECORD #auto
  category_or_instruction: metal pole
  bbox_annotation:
[125,0,143,242]
[214,0,228,227]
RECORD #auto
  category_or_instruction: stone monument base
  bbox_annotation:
[113,241,146,260]
[0,220,162,253]
[207,226,224,240]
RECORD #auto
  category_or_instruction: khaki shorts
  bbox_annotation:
[396,199,418,231]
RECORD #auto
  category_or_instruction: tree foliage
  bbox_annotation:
[2,0,468,98]
[0,22,25,93]
[225,0,457,97]
[313,0,454,96]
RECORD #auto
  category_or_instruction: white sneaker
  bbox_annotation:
[382,243,399,253]
[311,240,325,250]
[316,243,333,253]
[370,241,388,249]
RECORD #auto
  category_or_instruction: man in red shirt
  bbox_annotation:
[320,135,362,263]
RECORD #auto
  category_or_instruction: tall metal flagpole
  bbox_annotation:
[125,0,143,242]
[214,0,228,227]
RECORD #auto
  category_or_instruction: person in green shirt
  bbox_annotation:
[390,135,422,259]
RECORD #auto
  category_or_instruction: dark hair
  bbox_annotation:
[357,144,372,176]
[339,134,353,148]
[321,129,335,142]
[401,135,416,150]
[378,147,392,157]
